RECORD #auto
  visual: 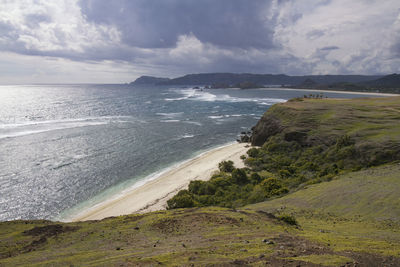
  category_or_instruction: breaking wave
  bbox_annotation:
[165,88,286,105]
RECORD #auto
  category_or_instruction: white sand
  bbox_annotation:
[70,142,249,221]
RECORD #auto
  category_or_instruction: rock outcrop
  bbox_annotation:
[251,115,283,146]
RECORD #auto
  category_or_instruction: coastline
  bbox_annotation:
[69,142,249,222]
[262,87,399,97]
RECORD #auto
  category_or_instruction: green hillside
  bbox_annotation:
[166,96,400,210]
[1,164,400,266]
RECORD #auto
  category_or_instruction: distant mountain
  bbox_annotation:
[361,74,400,88]
[296,78,319,88]
[290,74,400,93]
[130,76,170,85]
[130,73,382,87]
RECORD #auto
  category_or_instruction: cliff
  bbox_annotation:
[130,75,170,85]
[251,96,400,160]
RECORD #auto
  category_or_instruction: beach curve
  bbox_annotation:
[69,142,249,221]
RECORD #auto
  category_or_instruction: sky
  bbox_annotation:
[0,0,399,84]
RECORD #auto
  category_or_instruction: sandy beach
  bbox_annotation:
[70,142,249,221]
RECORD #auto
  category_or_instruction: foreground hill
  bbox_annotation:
[1,164,399,266]
[1,96,400,266]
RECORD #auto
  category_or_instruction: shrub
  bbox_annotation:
[188,180,204,194]
[209,176,232,188]
[232,168,248,184]
[218,160,235,172]
[261,178,288,197]
[277,214,298,225]
[247,147,260,158]
[250,172,262,184]
[248,185,266,203]
[244,157,263,171]
[335,135,354,149]
[167,190,194,209]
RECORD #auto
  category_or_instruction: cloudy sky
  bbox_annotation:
[0,0,399,83]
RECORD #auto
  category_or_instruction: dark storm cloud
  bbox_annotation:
[79,0,276,49]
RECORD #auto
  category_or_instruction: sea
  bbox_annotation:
[0,84,379,221]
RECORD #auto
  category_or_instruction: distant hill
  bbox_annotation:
[130,73,382,87]
[361,73,400,88]
[130,75,170,85]
[296,78,319,88]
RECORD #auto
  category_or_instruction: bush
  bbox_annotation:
[218,160,235,172]
[261,178,288,197]
[277,214,298,225]
[167,190,195,209]
[335,135,354,149]
[188,180,204,194]
[209,176,232,188]
[247,147,260,158]
[248,185,266,203]
[250,173,262,184]
[232,168,248,184]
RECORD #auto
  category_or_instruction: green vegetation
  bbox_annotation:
[285,254,354,266]
[168,96,400,210]
[2,164,400,265]
[248,163,400,259]
[218,160,234,172]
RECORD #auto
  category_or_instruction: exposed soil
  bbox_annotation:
[23,224,79,237]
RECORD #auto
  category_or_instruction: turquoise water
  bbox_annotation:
[0,84,377,221]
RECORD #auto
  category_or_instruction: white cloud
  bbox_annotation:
[0,0,120,55]
[0,0,399,83]
[274,0,400,74]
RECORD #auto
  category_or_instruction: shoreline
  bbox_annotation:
[261,87,399,97]
[68,142,249,222]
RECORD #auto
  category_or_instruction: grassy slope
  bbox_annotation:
[1,164,399,266]
[247,164,400,260]
[2,97,400,266]
[265,96,400,146]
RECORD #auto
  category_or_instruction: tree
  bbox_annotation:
[232,168,248,184]
[247,147,260,158]
[260,178,288,197]
[167,190,194,209]
[218,160,235,172]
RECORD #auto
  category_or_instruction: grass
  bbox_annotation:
[247,164,400,258]
[267,97,400,144]
[0,208,291,266]
[1,164,400,265]
[285,254,353,266]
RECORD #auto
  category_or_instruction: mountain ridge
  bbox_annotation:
[130,72,382,86]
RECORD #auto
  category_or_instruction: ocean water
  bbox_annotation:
[0,84,378,221]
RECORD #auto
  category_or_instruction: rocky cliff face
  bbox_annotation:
[251,115,283,146]
[250,97,400,166]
